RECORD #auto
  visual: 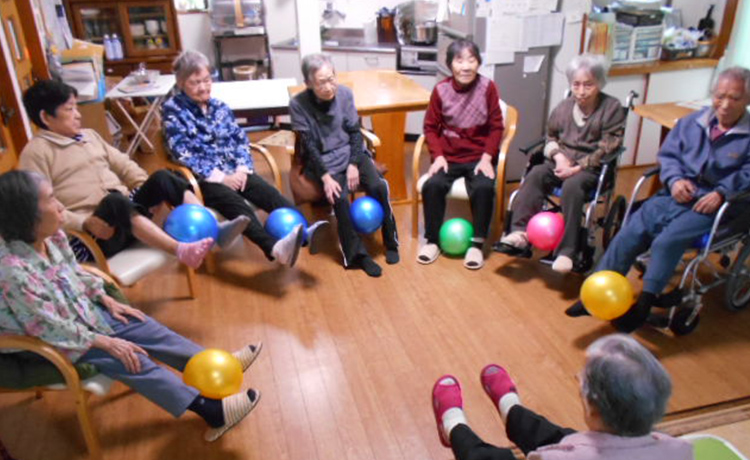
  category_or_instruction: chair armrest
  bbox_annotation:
[411,134,427,194]
[360,128,381,149]
[600,146,625,166]
[727,189,750,204]
[79,265,119,287]
[643,166,661,178]
[249,143,282,191]
[519,138,545,156]
[65,230,111,276]
[170,163,204,203]
[0,335,83,391]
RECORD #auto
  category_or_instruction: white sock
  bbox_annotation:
[441,407,468,439]
[499,392,521,423]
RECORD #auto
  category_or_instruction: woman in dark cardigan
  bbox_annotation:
[494,54,625,273]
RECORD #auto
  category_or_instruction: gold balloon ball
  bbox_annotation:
[580,270,634,321]
[183,349,243,399]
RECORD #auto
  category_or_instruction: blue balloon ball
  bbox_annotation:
[164,204,219,243]
[350,196,384,234]
[265,208,308,241]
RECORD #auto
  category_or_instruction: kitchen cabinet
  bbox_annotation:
[65,0,181,76]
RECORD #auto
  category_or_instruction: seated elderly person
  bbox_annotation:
[0,170,263,442]
[567,66,750,331]
[18,80,248,268]
[494,54,625,274]
[163,50,326,268]
[431,334,693,460]
[418,39,504,270]
[288,53,399,277]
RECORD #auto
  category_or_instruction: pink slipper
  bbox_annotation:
[480,364,517,408]
[431,374,463,447]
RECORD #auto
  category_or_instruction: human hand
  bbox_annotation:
[94,335,147,374]
[693,191,723,214]
[223,172,247,191]
[473,154,495,179]
[322,174,342,204]
[346,164,360,191]
[670,179,697,204]
[427,156,448,177]
[101,295,146,324]
[554,164,582,180]
[84,216,115,240]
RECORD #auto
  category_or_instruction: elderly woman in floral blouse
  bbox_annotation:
[0,170,263,442]
[163,50,328,268]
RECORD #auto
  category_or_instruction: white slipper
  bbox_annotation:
[552,255,573,274]
[417,243,440,265]
[204,389,261,442]
[463,247,485,270]
[232,342,263,372]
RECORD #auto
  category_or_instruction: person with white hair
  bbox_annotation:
[430,334,693,460]
[566,66,750,331]
[494,54,626,274]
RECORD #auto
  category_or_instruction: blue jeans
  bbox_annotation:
[596,194,715,294]
[78,309,203,417]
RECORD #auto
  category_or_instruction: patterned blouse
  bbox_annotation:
[162,91,254,179]
[0,231,113,362]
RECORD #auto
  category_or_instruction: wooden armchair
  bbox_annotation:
[0,266,119,460]
[411,100,519,239]
[286,128,383,205]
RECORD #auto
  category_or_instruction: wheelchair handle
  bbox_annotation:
[519,138,545,156]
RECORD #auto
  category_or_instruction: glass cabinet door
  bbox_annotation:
[122,2,175,56]
[74,5,121,45]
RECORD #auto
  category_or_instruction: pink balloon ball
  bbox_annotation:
[527,212,565,251]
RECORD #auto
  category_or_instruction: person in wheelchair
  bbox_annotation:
[163,50,326,268]
[494,54,625,274]
[288,53,400,278]
[18,80,244,269]
[0,170,262,442]
[567,67,750,332]
[417,39,504,270]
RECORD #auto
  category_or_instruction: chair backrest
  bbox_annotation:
[682,434,749,460]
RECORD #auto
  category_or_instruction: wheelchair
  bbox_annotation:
[496,90,638,273]
[623,167,750,336]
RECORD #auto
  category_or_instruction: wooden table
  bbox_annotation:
[634,101,697,143]
[289,70,431,202]
[212,78,297,117]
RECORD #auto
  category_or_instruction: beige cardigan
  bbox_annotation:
[19,129,148,231]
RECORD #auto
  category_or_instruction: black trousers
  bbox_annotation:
[450,405,576,460]
[199,173,294,259]
[93,169,190,257]
[510,161,599,257]
[326,156,398,266]
[422,161,495,245]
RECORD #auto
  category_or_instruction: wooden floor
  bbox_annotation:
[2,140,750,460]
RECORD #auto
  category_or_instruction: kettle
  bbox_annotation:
[411,20,437,45]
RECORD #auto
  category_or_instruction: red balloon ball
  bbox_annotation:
[527,212,565,251]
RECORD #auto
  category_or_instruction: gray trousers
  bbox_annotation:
[78,309,202,417]
[510,161,598,257]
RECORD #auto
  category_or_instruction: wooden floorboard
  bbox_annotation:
[2,141,749,460]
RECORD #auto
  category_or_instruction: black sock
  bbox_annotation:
[188,395,225,428]
[565,300,590,318]
[357,255,382,277]
[385,249,400,265]
[611,291,657,333]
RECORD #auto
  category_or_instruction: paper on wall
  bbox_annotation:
[520,12,564,48]
[486,14,526,53]
[529,0,558,12]
[490,0,530,15]
[523,54,545,73]
[484,49,515,65]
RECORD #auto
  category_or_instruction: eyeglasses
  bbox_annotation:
[185,76,212,89]
[313,74,337,89]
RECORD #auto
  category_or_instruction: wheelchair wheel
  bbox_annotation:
[602,195,626,250]
[725,242,750,312]
[669,307,700,336]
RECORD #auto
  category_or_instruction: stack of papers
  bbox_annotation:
[61,61,98,100]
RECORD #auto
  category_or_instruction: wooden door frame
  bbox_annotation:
[15,0,50,81]
[0,0,32,154]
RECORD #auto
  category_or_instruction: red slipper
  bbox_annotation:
[431,374,463,447]
[480,364,517,408]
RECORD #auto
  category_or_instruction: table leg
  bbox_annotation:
[370,111,408,202]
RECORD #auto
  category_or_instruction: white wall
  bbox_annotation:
[177,12,215,65]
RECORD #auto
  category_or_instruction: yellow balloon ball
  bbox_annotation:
[183,349,243,399]
[580,271,634,321]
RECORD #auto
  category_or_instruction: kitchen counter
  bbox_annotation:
[271,37,397,54]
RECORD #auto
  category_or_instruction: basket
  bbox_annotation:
[661,46,695,61]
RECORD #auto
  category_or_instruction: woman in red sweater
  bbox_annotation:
[418,39,504,269]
